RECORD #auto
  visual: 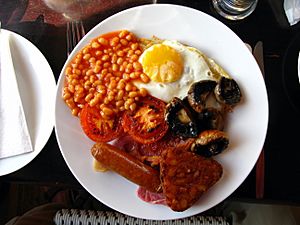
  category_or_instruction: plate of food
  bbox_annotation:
[55,4,268,220]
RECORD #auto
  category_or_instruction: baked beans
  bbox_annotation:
[62,30,149,118]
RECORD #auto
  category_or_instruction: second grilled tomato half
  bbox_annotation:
[122,95,169,144]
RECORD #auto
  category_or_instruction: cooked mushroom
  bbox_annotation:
[198,108,225,131]
[187,80,217,113]
[165,97,198,138]
[214,76,242,106]
[191,130,229,157]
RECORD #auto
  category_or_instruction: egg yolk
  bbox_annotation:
[139,44,183,83]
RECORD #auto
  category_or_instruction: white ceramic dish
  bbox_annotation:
[55,4,268,220]
[0,29,56,176]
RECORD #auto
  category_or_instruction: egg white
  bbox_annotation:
[135,40,218,103]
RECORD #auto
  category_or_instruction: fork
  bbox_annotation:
[66,20,86,56]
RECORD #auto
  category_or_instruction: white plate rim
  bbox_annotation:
[0,29,56,176]
[55,4,269,220]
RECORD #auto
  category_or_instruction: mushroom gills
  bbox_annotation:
[215,76,242,106]
[187,80,217,113]
[165,97,198,138]
[198,108,225,131]
[191,130,229,157]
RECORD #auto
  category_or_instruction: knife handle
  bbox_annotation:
[256,149,265,199]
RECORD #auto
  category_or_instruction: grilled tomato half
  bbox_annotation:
[80,104,123,142]
[122,95,169,144]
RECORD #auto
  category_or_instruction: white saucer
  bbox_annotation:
[0,29,56,176]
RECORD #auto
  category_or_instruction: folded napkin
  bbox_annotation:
[284,0,300,26]
[0,31,33,159]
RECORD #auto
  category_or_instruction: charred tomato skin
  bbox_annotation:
[80,104,123,142]
[122,95,169,144]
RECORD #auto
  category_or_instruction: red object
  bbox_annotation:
[253,41,265,199]
[22,0,65,25]
[256,149,265,199]
[80,104,123,143]
[91,143,161,193]
[122,95,169,145]
[137,186,166,205]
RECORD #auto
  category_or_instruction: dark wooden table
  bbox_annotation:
[1,0,300,207]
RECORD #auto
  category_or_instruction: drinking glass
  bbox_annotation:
[43,0,157,21]
[212,0,258,20]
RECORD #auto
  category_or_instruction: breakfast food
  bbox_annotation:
[114,132,195,167]
[135,40,219,103]
[62,30,150,118]
[122,95,169,144]
[91,142,161,193]
[191,130,229,157]
[62,29,242,212]
[161,146,223,211]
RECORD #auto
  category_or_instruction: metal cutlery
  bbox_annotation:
[66,20,86,57]
[253,41,265,199]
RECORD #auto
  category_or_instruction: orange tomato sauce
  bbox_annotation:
[62,30,149,119]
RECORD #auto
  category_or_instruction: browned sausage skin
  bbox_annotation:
[91,142,162,193]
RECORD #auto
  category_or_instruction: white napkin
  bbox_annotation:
[284,0,300,26]
[0,31,33,159]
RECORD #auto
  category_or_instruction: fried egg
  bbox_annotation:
[139,43,183,83]
[135,40,218,102]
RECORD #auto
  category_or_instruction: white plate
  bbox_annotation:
[55,4,268,220]
[0,29,56,176]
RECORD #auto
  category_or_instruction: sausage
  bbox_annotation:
[91,142,162,193]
